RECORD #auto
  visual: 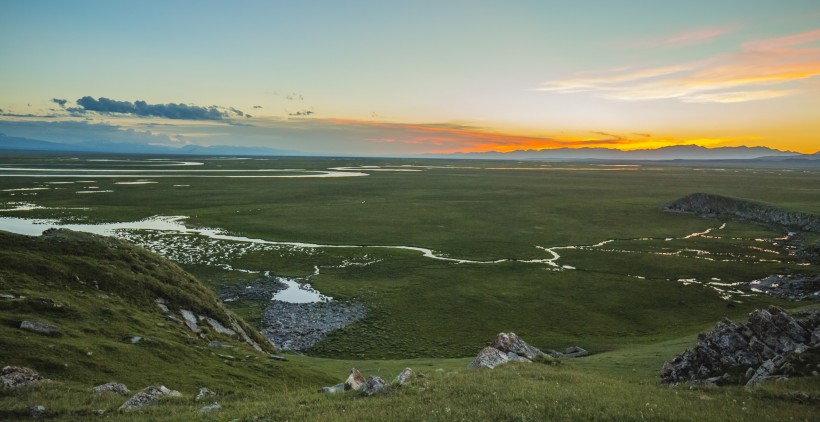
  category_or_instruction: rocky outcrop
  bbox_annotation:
[261,301,366,351]
[661,306,820,386]
[92,382,130,395]
[119,385,182,411]
[19,320,60,336]
[749,274,820,301]
[1,366,44,389]
[665,193,820,232]
[322,368,417,395]
[469,332,577,369]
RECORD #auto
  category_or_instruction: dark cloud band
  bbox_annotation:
[72,96,245,120]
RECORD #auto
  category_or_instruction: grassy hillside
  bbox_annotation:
[0,229,331,395]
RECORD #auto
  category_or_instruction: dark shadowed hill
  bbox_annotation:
[665,193,820,232]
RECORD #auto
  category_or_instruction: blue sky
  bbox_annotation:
[2,1,819,154]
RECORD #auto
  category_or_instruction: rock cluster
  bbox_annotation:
[92,382,130,395]
[261,301,366,351]
[119,385,182,411]
[468,332,585,369]
[19,320,60,336]
[749,274,820,301]
[195,387,216,401]
[661,306,820,387]
[321,367,419,396]
[1,366,44,389]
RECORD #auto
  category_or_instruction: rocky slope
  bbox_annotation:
[0,228,329,392]
[661,306,820,386]
[665,193,820,232]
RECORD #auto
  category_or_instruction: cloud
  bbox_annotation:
[253,105,263,109]
[289,110,314,116]
[51,98,67,107]
[537,29,820,103]
[71,96,246,120]
[629,25,738,48]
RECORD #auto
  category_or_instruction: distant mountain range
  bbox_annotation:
[0,133,301,156]
[1,132,817,160]
[434,145,819,161]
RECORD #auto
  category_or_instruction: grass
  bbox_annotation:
[1,154,819,420]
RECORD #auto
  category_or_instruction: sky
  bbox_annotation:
[1,0,819,155]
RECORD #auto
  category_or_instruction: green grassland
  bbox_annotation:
[1,153,819,420]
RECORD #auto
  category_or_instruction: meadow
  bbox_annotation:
[1,153,818,420]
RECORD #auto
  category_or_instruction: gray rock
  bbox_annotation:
[491,332,545,360]
[661,306,820,385]
[665,193,820,232]
[203,317,236,336]
[506,352,532,363]
[180,310,200,333]
[1,366,43,388]
[119,385,181,411]
[19,320,59,336]
[128,336,142,344]
[563,346,589,358]
[207,340,233,349]
[361,376,387,396]
[195,387,215,401]
[345,368,365,391]
[155,297,170,313]
[468,346,510,369]
[92,382,130,395]
[321,383,345,394]
[30,405,46,418]
[394,368,415,385]
[199,402,221,413]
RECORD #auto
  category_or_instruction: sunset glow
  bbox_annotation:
[1,1,818,155]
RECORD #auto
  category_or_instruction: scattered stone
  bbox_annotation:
[128,336,142,344]
[749,274,820,301]
[199,402,221,413]
[180,310,200,333]
[361,376,387,396]
[661,306,820,386]
[155,297,170,313]
[0,293,15,300]
[119,385,181,411]
[202,317,237,336]
[261,301,366,351]
[1,366,43,388]
[30,405,46,418]
[563,346,589,358]
[195,387,216,401]
[345,368,365,391]
[269,354,288,361]
[19,320,60,336]
[321,383,345,394]
[208,340,233,349]
[394,368,414,385]
[469,346,511,369]
[92,382,130,395]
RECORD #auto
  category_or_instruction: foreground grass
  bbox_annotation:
[2,355,817,421]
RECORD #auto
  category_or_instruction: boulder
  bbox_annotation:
[92,382,130,395]
[564,346,589,358]
[119,385,181,411]
[202,316,236,336]
[361,376,387,396]
[1,366,43,389]
[199,402,221,413]
[30,405,46,418]
[19,320,60,336]
[180,310,200,333]
[468,346,511,369]
[345,368,365,391]
[394,368,415,385]
[661,306,820,385]
[195,387,216,401]
[491,332,545,360]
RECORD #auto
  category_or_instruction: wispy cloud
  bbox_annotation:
[538,29,820,103]
[629,25,738,48]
